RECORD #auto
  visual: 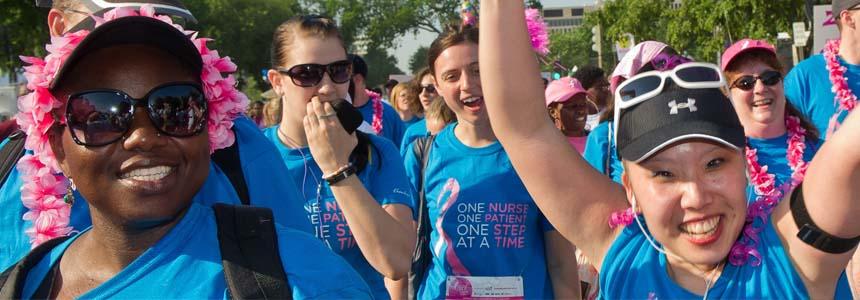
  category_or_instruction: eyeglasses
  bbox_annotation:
[65,82,207,147]
[730,70,782,91]
[613,62,726,145]
[277,60,352,87]
[420,85,436,94]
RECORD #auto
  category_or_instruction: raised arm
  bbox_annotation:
[478,0,628,268]
[774,108,860,297]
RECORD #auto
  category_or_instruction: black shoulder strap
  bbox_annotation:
[212,133,250,205]
[408,134,435,300]
[0,236,71,299]
[213,204,292,300]
[0,131,26,185]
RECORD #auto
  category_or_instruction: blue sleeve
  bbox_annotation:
[402,139,423,220]
[231,117,313,235]
[583,122,610,174]
[369,136,415,216]
[784,62,810,115]
[384,104,407,149]
[275,226,373,299]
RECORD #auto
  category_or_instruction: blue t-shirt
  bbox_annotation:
[600,216,851,299]
[357,99,407,149]
[583,121,623,183]
[19,203,371,299]
[263,127,415,300]
[745,134,822,203]
[0,116,312,273]
[404,124,555,300]
[400,119,428,157]
[784,54,860,139]
[404,116,423,128]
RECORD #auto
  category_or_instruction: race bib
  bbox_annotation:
[445,276,524,300]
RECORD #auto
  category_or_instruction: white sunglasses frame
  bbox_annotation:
[612,62,727,147]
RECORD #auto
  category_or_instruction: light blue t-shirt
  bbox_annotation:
[357,99,407,149]
[0,116,312,273]
[19,203,371,299]
[404,124,555,300]
[264,127,415,300]
[404,116,423,128]
[745,134,822,203]
[600,216,852,299]
[784,54,860,139]
[583,121,623,183]
[400,119,428,157]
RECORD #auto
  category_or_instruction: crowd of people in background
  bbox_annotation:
[3,0,860,299]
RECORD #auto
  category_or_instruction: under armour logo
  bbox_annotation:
[669,98,697,115]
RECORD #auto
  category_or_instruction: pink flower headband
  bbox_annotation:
[16,5,248,247]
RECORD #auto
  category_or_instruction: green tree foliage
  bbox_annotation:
[546,29,592,73]
[409,46,429,74]
[183,0,302,94]
[525,0,543,10]
[0,1,49,82]
[588,0,805,63]
[363,46,403,88]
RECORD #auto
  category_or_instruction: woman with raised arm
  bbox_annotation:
[263,15,416,299]
[1,9,369,299]
[480,1,857,298]
[402,23,579,300]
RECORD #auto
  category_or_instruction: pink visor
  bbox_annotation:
[720,39,776,71]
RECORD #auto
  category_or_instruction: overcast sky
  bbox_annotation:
[390,0,597,76]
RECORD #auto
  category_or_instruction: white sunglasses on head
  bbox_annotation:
[612,62,727,146]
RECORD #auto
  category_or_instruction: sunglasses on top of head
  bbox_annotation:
[277,60,353,87]
[612,62,726,145]
[64,82,208,147]
[730,70,782,91]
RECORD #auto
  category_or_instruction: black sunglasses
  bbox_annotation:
[420,85,436,94]
[730,70,782,91]
[65,82,207,147]
[277,60,352,87]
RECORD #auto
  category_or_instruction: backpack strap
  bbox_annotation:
[0,236,71,299]
[408,134,435,300]
[0,131,26,185]
[213,203,292,300]
[212,131,250,205]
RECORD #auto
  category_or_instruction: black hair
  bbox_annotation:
[573,65,606,89]
[349,54,369,79]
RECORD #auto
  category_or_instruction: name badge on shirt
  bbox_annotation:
[445,276,524,299]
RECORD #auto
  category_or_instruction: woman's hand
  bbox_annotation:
[304,97,358,174]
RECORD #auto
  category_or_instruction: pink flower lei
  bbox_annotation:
[823,39,859,136]
[366,89,383,135]
[729,115,809,266]
[16,5,248,247]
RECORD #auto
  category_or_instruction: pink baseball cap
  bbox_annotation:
[720,39,776,71]
[545,77,587,106]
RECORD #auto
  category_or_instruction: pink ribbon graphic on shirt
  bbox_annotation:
[432,178,470,276]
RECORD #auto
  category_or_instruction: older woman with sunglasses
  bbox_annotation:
[480,1,858,298]
[264,15,415,300]
[721,40,822,205]
[1,9,369,299]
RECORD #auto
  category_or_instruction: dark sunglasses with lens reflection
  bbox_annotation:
[64,82,208,147]
[730,70,782,91]
[420,85,436,94]
[277,60,353,87]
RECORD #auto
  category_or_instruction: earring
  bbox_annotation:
[157,132,162,137]
[64,179,75,205]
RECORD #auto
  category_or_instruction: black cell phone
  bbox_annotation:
[331,99,364,134]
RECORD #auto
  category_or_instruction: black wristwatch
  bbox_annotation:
[324,164,357,185]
